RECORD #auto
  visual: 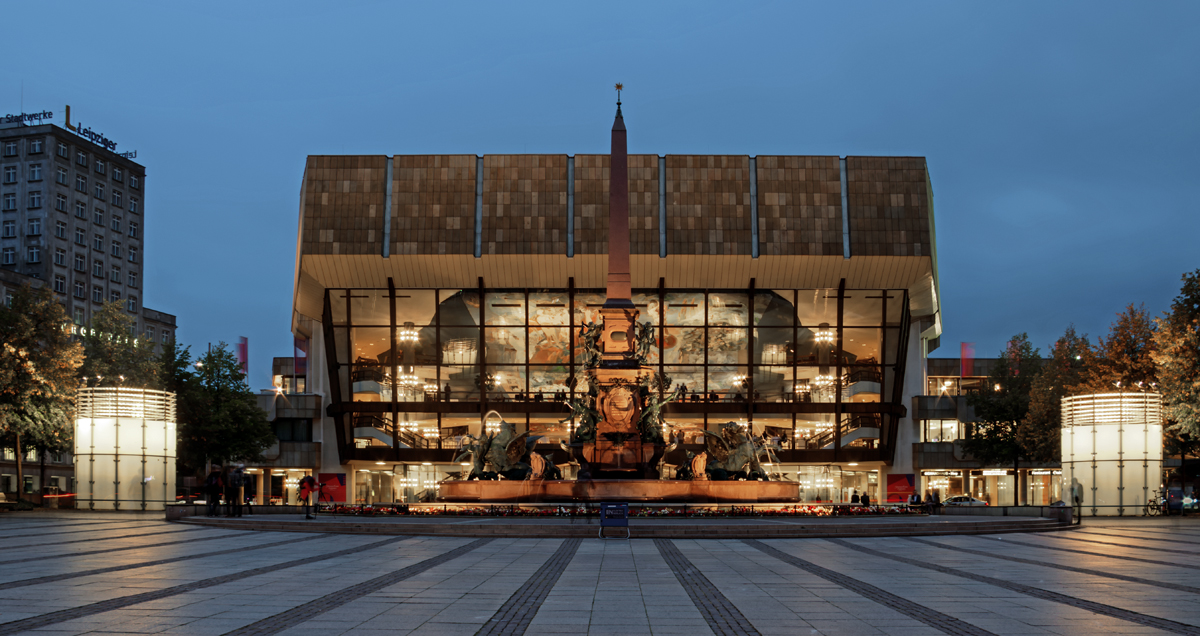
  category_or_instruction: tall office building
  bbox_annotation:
[0,114,175,347]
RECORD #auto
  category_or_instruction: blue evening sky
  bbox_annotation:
[4,2,1197,386]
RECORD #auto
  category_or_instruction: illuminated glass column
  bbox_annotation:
[1061,393,1162,516]
[74,387,177,511]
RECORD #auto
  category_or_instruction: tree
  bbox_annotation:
[0,285,84,501]
[963,334,1040,503]
[171,342,274,472]
[78,301,159,388]
[1152,270,1200,437]
[1021,326,1091,463]
[1077,303,1157,393]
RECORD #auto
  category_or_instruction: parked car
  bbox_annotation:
[942,495,989,507]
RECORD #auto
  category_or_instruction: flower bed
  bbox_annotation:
[314,503,924,518]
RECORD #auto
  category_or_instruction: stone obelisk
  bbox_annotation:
[589,84,647,477]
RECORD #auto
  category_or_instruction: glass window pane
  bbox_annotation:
[440,366,480,403]
[843,291,882,327]
[708,293,748,326]
[485,326,525,364]
[330,290,348,325]
[351,327,391,402]
[440,328,480,365]
[484,292,526,325]
[530,412,570,443]
[883,327,902,365]
[529,367,570,394]
[795,289,837,327]
[708,365,747,400]
[662,328,704,363]
[572,292,605,326]
[708,327,747,365]
[885,290,905,325]
[664,292,704,326]
[438,290,481,326]
[528,291,569,325]
[843,328,882,365]
[350,290,390,325]
[529,327,571,364]
[755,291,795,326]
[394,290,437,327]
[632,292,661,325]
[754,328,793,364]
[754,366,792,402]
[489,366,527,398]
[663,366,704,399]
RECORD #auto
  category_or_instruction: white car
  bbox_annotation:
[942,495,989,507]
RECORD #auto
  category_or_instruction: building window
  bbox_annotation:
[110,216,121,232]
[93,209,103,225]
[28,191,41,209]
[54,220,66,238]
[2,142,15,157]
[147,326,155,341]
[161,331,170,344]
[2,193,14,211]
[110,289,120,303]
[94,183,104,200]
[29,139,42,154]
[55,194,67,212]
[29,164,41,181]
[112,191,122,207]
[56,167,68,185]
[93,234,103,251]
[74,253,85,271]
[73,280,85,298]
[1,220,14,238]
[73,306,84,324]
[111,241,122,258]
[28,218,41,236]
[54,275,66,294]
[2,166,14,183]
[54,248,66,266]
[75,174,87,193]
[130,174,140,189]
[1,247,14,265]
[75,200,87,218]
[76,151,88,167]
[126,296,136,313]
[92,260,103,277]
[128,247,137,263]
[92,285,103,303]
[74,228,86,245]
[129,221,138,238]
[95,159,106,175]
[110,265,120,282]
[129,196,139,214]
[27,246,40,263]
[57,142,68,158]
[112,166,123,182]
[127,270,137,287]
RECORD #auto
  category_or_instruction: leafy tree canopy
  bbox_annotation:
[963,333,1041,468]
[1152,270,1200,436]
[1022,326,1090,463]
[1077,303,1157,393]
[78,301,159,388]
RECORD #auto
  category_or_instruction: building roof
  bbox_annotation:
[292,153,940,339]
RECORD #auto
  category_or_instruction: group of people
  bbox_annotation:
[849,490,873,506]
[203,465,253,518]
[907,490,942,513]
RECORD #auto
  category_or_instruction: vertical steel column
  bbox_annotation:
[478,277,487,415]
[747,278,755,422]
[834,279,846,464]
[388,278,400,460]
[435,287,442,449]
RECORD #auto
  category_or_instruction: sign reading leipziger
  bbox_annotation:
[2,110,54,125]
[65,105,118,151]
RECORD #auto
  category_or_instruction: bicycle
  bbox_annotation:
[1144,490,1166,517]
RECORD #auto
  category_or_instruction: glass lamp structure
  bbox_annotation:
[1061,392,1162,516]
[74,387,177,511]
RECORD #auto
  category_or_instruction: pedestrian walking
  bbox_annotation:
[228,466,245,518]
[299,475,318,519]
[204,468,223,517]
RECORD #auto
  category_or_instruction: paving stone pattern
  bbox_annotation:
[654,538,762,636]
[0,535,409,635]
[745,540,997,636]
[476,538,581,636]
[9,516,1200,634]
[224,538,494,635]
[828,538,1200,636]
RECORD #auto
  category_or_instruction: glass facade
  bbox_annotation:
[323,286,911,460]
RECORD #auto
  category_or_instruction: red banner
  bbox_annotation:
[318,473,346,503]
[886,474,915,503]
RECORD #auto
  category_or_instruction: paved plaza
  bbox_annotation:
[3,513,1200,635]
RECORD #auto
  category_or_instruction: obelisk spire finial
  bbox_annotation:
[605,83,631,306]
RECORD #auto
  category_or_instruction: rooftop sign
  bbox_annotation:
[3,110,54,125]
